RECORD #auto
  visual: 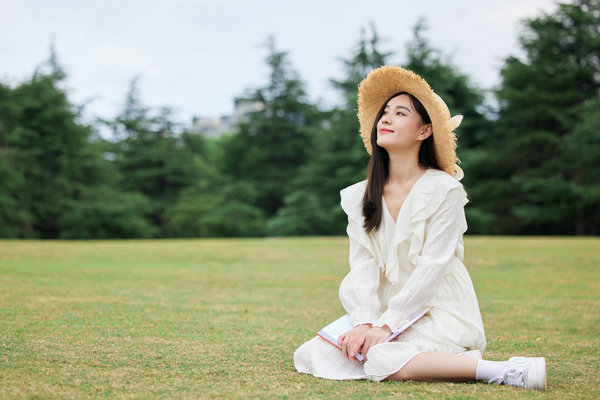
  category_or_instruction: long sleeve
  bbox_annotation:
[373,186,467,331]
[338,216,382,327]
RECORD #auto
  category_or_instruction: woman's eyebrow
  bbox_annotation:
[386,104,412,113]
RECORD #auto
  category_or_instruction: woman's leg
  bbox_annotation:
[386,352,547,390]
[386,352,477,382]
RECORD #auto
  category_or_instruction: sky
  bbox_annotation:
[1,0,559,130]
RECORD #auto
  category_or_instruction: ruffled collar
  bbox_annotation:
[383,169,433,223]
[340,169,463,282]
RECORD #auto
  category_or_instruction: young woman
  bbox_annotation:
[293,66,546,390]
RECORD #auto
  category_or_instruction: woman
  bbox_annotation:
[293,66,546,390]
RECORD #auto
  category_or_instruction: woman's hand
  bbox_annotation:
[338,324,371,361]
[362,325,392,359]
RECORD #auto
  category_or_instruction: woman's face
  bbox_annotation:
[376,94,431,153]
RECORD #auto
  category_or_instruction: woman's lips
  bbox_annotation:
[380,128,393,134]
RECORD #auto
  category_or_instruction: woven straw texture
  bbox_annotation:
[358,66,463,179]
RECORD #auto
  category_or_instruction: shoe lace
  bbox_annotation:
[489,365,526,387]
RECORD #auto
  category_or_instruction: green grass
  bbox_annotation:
[1,237,599,399]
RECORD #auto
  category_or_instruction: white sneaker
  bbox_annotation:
[489,357,546,390]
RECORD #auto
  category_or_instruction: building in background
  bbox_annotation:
[191,97,263,137]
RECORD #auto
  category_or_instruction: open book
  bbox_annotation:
[316,307,431,361]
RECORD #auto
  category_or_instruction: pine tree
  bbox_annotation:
[402,20,494,233]
[221,36,321,218]
[481,0,600,234]
[269,25,390,235]
[109,78,202,237]
[269,22,492,236]
[0,48,155,238]
[0,83,28,237]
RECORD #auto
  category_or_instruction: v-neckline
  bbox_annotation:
[382,169,430,223]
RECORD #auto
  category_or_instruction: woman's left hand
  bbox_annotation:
[362,325,393,359]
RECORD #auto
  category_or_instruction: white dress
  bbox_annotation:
[294,169,486,381]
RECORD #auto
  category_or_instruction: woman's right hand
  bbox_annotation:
[338,324,371,361]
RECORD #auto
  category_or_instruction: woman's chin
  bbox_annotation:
[376,139,395,151]
[376,137,388,145]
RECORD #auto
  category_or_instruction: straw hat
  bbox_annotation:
[358,65,464,180]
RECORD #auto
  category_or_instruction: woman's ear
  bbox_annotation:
[418,124,433,141]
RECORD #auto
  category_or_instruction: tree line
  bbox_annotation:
[0,1,598,239]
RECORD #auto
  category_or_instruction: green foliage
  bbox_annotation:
[268,191,331,236]
[6,74,92,237]
[108,79,205,237]
[477,0,600,234]
[0,68,134,238]
[169,179,267,237]
[404,19,491,149]
[220,37,321,218]
[1,3,598,238]
[270,22,494,236]
[0,146,27,237]
[400,19,496,233]
[59,185,157,239]
[515,97,600,235]
[0,53,161,239]
[268,26,387,236]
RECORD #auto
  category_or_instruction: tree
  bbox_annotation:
[269,25,390,236]
[166,130,269,237]
[479,0,600,234]
[220,37,321,219]
[168,179,267,237]
[5,74,91,237]
[402,19,494,234]
[0,49,155,238]
[57,133,158,239]
[108,78,202,237]
[404,19,491,149]
[562,98,600,234]
[270,22,493,236]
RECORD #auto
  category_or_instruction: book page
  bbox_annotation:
[316,315,365,360]
[319,314,353,341]
[316,306,432,362]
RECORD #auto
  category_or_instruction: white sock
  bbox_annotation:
[476,360,508,382]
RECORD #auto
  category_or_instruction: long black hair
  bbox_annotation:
[362,92,441,233]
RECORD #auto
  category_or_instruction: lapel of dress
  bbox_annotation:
[383,169,464,282]
[384,169,437,282]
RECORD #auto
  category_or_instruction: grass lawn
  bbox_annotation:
[1,237,599,399]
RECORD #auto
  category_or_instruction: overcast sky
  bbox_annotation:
[1,0,559,128]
